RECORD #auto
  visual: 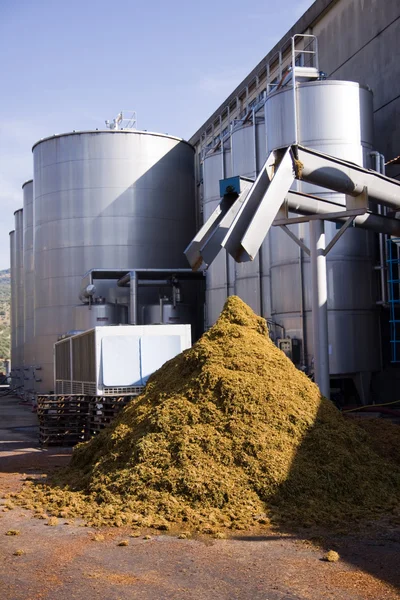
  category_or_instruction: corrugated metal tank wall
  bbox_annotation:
[9,230,16,387]
[265,80,379,375]
[14,208,24,388]
[203,116,271,328]
[32,130,196,393]
[203,139,233,327]
[22,180,34,392]
[230,118,271,318]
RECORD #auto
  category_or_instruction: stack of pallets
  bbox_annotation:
[37,395,90,447]
[87,394,142,437]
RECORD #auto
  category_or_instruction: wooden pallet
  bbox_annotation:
[37,395,90,447]
[37,393,142,446]
[87,395,140,437]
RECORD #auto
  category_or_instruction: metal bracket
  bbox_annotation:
[276,200,289,220]
[346,186,369,210]
[279,225,310,256]
[323,216,356,255]
[273,207,366,226]
[279,215,357,257]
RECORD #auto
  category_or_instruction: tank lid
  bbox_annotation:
[22,179,33,189]
[9,230,15,235]
[13,208,23,215]
[32,129,195,152]
[298,79,372,92]
[267,79,372,99]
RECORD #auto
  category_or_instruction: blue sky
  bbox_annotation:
[0,0,313,270]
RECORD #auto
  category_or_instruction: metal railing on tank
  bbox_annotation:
[266,34,319,95]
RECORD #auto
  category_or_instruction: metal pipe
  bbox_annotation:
[291,39,298,145]
[376,205,387,304]
[296,145,400,209]
[286,191,400,236]
[380,154,386,176]
[129,272,138,325]
[380,154,389,302]
[298,243,306,368]
[380,153,388,304]
[287,191,344,214]
[117,273,130,287]
[347,212,400,236]
[137,280,172,286]
[120,275,179,287]
[371,152,387,302]
[118,272,196,288]
[310,219,330,399]
[370,151,387,305]
[370,151,380,172]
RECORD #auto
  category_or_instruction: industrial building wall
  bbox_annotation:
[190,0,400,175]
[186,0,400,399]
[313,0,400,171]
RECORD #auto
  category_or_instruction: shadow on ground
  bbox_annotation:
[0,444,71,473]
[264,396,400,591]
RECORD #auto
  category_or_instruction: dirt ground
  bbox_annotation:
[0,395,399,600]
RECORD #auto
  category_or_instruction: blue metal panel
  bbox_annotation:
[219,176,253,198]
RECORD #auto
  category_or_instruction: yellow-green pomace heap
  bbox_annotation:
[16,297,400,531]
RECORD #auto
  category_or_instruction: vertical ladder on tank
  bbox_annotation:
[266,34,320,96]
[387,238,400,362]
[266,35,320,145]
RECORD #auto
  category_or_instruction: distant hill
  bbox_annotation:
[0,268,10,361]
[0,268,10,283]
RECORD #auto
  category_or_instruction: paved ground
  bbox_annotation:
[0,394,399,600]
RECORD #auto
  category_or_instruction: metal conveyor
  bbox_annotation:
[185,144,400,399]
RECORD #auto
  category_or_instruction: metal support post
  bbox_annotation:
[310,219,330,399]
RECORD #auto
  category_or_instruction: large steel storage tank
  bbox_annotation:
[230,118,272,319]
[73,301,125,331]
[9,230,17,387]
[203,115,272,328]
[203,139,233,327]
[33,130,196,393]
[14,208,24,388]
[265,80,379,377]
[23,180,34,392]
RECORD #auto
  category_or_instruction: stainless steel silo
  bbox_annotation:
[230,118,268,317]
[203,139,233,327]
[265,80,379,377]
[203,115,272,327]
[33,130,196,393]
[9,230,17,388]
[73,302,122,331]
[23,180,34,392]
[14,208,24,389]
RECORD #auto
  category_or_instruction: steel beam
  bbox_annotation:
[278,225,310,256]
